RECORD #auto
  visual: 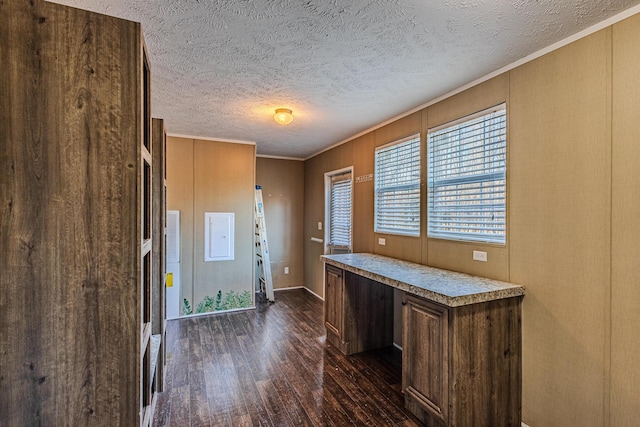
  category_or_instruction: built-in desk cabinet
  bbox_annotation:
[402,295,449,425]
[324,267,394,355]
[402,294,521,427]
[324,265,344,343]
[323,254,523,427]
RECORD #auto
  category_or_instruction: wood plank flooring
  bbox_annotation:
[153,289,425,427]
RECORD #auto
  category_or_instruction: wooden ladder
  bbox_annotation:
[255,185,275,302]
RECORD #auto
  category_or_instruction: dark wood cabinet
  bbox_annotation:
[324,264,344,342]
[323,254,523,427]
[151,118,167,396]
[402,295,450,425]
[324,265,394,355]
[1,2,163,425]
[402,294,522,427]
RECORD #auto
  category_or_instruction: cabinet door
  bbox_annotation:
[324,265,344,338]
[402,294,449,425]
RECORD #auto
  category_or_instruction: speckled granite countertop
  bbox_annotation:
[322,253,524,307]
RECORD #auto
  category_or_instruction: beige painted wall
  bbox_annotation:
[611,13,640,426]
[303,13,640,426]
[256,157,305,289]
[303,152,328,298]
[509,30,612,426]
[166,137,195,308]
[166,136,255,313]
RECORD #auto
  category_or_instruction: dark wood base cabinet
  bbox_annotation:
[323,261,523,427]
[402,294,522,427]
[324,266,394,355]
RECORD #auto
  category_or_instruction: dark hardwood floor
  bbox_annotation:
[153,288,425,427]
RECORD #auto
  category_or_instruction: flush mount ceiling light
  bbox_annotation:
[274,108,294,125]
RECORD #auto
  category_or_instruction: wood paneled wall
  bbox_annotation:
[303,154,328,298]
[425,75,510,282]
[166,137,255,312]
[256,157,305,289]
[166,137,195,307]
[303,12,640,426]
[611,13,640,426]
[509,30,612,426]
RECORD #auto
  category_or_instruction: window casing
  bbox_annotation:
[374,135,421,236]
[427,104,506,244]
[328,171,352,249]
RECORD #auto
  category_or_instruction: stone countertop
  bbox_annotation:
[322,253,524,307]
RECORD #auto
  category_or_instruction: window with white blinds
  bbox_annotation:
[374,135,421,236]
[329,172,352,248]
[427,104,506,244]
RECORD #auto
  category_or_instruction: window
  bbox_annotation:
[427,104,506,244]
[328,170,352,249]
[374,135,421,236]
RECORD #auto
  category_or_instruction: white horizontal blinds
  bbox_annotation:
[375,135,421,236]
[329,172,352,247]
[427,104,506,244]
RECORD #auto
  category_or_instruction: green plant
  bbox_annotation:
[195,295,215,313]
[187,290,253,314]
[215,290,223,311]
[182,298,192,315]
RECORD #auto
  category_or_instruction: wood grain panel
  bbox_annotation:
[0,1,142,425]
[324,265,394,355]
[324,265,344,344]
[255,157,305,289]
[509,30,611,426]
[402,294,522,427]
[152,118,167,392]
[611,13,640,427]
[450,298,522,427]
[342,271,394,354]
[402,296,449,426]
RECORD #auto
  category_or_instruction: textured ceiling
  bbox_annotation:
[50,0,640,159]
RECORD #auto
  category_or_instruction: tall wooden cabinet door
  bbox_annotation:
[324,265,344,338]
[402,294,449,426]
[1,1,147,425]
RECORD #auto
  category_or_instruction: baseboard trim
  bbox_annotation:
[272,285,324,301]
[274,286,305,292]
[303,287,324,301]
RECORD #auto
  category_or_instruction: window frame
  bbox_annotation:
[374,134,422,237]
[426,103,507,245]
[324,167,353,253]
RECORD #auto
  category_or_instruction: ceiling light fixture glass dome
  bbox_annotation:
[274,108,294,125]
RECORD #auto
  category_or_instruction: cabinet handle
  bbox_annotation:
[401,301,407,306]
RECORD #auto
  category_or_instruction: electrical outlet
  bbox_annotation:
[378,238,386,246]
[284,267,289,274]
[473,250,488,262]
